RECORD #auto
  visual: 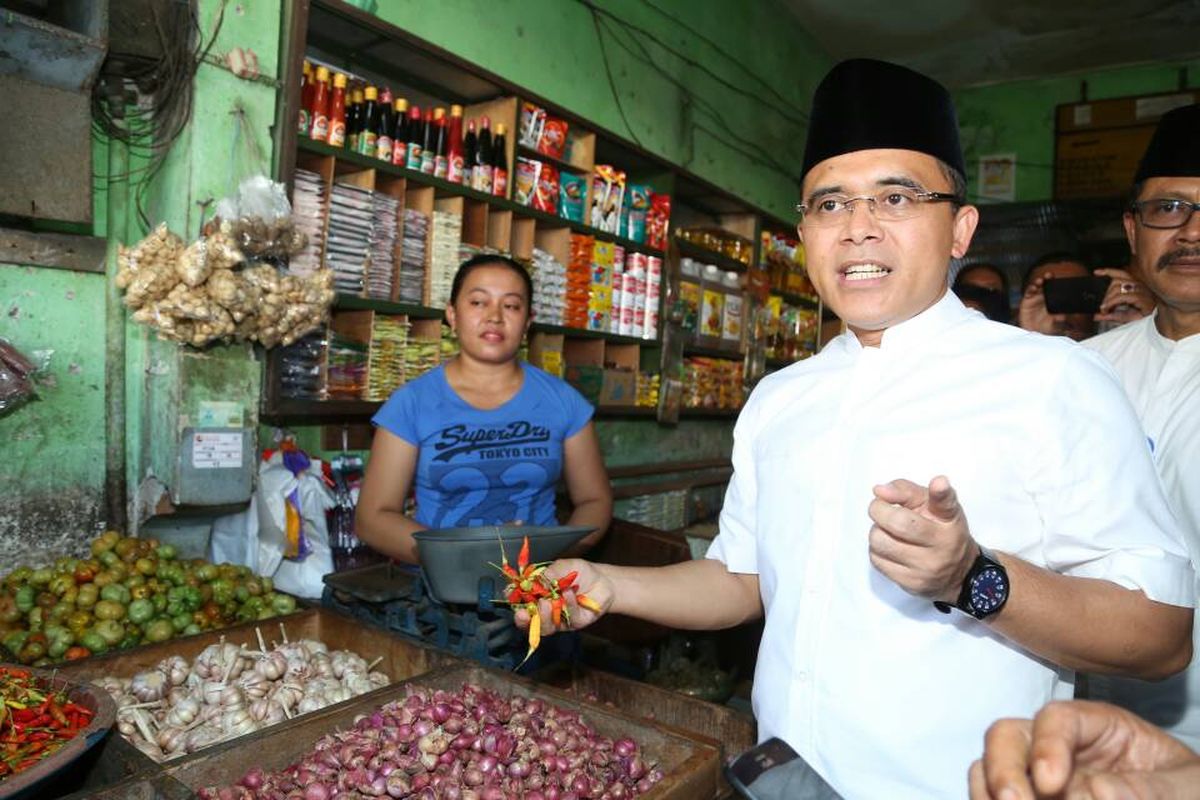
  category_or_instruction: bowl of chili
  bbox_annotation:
[0,663,117,799]
[413,525,595,605]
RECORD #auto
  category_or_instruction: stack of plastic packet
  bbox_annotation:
[439,323,459,361]
[566,234,593,329]
[531,246,566,326]
[278,331,327,400]
[403,335,441,383]
[364,314,408,401]
[326,332,368,399]
[289,169,327,277]
[367,193,399,299]
[399,208,428,303]
[325,182,373,294]
[428,210,462,307]
[635,371,660,408]
[587,240,615,331]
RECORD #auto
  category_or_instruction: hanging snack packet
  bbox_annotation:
[559,171,587,222]
[590,165,626,233]
[537,117,569,161]
[519,102,547,148]
[625,183,652,243]
[646,192,672,250]
[533,163,560,214]
[514,157,543,206]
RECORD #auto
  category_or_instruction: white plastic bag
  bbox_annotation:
[253,449,335,599]
[208,499,260,570]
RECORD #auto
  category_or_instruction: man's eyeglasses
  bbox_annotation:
[796,188,960,226]
[1131,198,1200,229]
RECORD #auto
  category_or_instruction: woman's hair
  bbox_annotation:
[449,254,534,310]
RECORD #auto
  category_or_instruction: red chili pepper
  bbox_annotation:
[556,571,578,592]
[517,535,531,572]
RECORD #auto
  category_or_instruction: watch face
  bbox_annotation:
[969,566,1008,615]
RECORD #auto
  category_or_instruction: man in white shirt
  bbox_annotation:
[526,60,1195,798]
[1084,103,1200,752]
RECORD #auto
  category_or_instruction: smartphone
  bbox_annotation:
[725,738,843,799]
[1042,275,1111,315]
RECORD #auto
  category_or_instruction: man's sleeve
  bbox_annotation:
[1031,348,1194,606]
[707,394,761,574]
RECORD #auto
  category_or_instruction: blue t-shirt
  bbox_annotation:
[372,363,594,529]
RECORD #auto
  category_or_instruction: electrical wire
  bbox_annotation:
[588,5,644,147]
[92,0,228,230]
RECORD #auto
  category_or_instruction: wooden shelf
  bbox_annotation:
[768,289,820,310]
[335,294,445,319]
[680,407,741,418]
[675,238,752,274]
[683,345,743,360]
[516,143,587,176]
[596,405,656,417]
[298,137,664,257]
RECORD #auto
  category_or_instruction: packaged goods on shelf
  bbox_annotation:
[326,332,368,398]
[364,314,409,401]
[566,234,593,329]
[325,182,374,294]
[366,192,399,299]
[623,183,652,243]
[289,168,327,277]
[278,332,328,400]
[587,240,615,332]
[646,192,671,251]
[636,370,660,408]
[761,230,812,297]
[678,226,754,266]
[439,324,459,361]
[428,210,462,307]
[590,165,626,233]
[721,270,744,346]
[531,246,567,326]
[402,336,441,383]
[559,171,587,223]
[644,254,663,340]
[684,357,744,410]
[610,270,625,335]
[679,258,702,336]
[399,208,428,303]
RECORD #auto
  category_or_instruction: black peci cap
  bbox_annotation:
[801,59,966,181]
[1134,103,1200,183]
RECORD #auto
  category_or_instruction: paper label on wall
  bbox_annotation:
[197,401,243,428]
[192,432,243,469]
[1073,105,1092,126]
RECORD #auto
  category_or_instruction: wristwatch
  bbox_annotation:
[933,546,1009,620]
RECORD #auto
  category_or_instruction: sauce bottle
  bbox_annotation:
[420,108,437,174]
[405,105,424,171]
[375,88,395,162]
[299,60,313,135]
[461,119,477,187]
[355,86,380,157]
[346,87,364,152]
[391,97,409,166]
[492,122,509,197]
[445,105,465,183]
[326,72,348,148]
[472,115,494,193]
[432,107,449,178]
[308,65,331,142]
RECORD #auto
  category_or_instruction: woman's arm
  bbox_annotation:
[354,428,426,564]
[560,421,612,555]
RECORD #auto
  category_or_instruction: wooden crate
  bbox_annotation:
[537,664,756,798]
[164,663,720,800]
[55,607,458,782]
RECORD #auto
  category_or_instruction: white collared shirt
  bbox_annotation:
[1085,314,1200,750]
[708,293,1194,799]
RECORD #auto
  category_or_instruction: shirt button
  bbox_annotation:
[797,671,810,683]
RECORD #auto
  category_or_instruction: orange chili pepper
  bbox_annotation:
[576,593,602,613]
[551,597,565,627]
[517,535,531,572]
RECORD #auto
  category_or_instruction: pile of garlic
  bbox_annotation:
[116,220,335,348]
[97,626,388,761]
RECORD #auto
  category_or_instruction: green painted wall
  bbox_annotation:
[370,0,831,220]
[956,60,1199,203]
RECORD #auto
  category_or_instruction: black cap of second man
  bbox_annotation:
[801,59,966,181]
[1134,103,1200,183]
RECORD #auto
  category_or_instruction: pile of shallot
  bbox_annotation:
[199,682,664,800]
[96,625,388,761]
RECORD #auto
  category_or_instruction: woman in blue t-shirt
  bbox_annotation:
[356,254,613,564]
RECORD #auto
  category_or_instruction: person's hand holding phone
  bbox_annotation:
[1017,276,1056,335]
[1094,268,1155,325]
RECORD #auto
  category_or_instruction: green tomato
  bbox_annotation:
[209,578,234,606]
[49,574,74,597]
[49,601,75,622]
[76,584,99,609]
[26,607,44,631]
[259,576,274,595]
[171,612,192,633]
[100,583,131,605]
[144,618,174,643]
[93,619,125,645]
[270,593,297,615]
[14,585,35,613]
[28,568,52,587]
[156,544,177,561]
[195,564,218,582]
[98,550,121,568]
[127,598,154,624]
[151,593,168,614]
[6,566,32,585]
[80,631,108,654]
[93,599,126,621]
[3,631,29,654]
[243,578,263,597]
[47,638,70,659]
[256,607,276,621]
[183,623,202,636]
[234,585,250,603]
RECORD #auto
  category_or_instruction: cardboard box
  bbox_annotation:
[599,369,636,406]
[565,364,604,403]
[528,332,565,377]
[564,337,605,367]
